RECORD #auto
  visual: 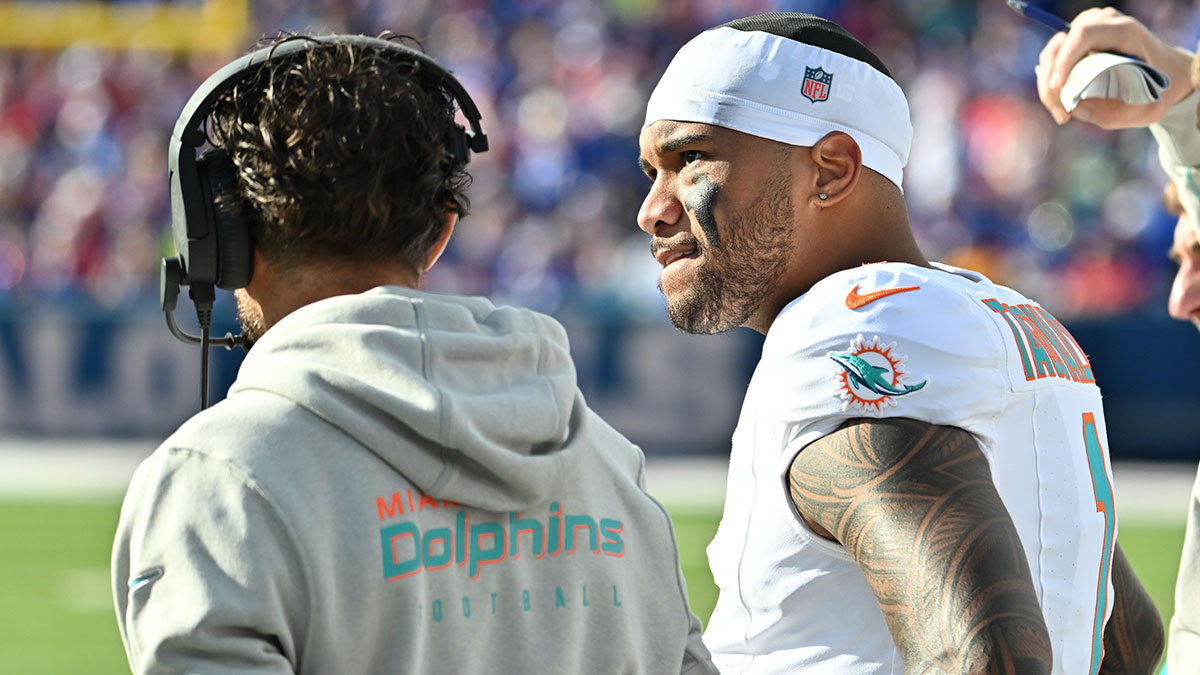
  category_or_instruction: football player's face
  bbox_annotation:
[1168,214,1200,332]
[636,121,799,334]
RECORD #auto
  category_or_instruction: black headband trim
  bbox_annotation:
[714,12,893,80]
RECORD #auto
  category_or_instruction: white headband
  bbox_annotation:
[643,26,912,190]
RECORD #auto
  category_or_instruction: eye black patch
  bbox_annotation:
[684,174,721,247]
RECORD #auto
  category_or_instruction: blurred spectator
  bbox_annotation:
[0,0,1194,321]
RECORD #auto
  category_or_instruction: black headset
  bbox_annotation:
[161,34,488,408]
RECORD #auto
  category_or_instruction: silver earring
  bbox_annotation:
[818,193,828,201]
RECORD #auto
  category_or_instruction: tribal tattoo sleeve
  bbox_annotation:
[1099,544,1164,675]
[787,417,1052,674]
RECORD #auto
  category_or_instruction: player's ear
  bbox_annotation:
[808,131,862,208]
[423,207,458,273]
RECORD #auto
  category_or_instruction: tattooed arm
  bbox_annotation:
[1099,544,1163,674]
[787,417,1052,674]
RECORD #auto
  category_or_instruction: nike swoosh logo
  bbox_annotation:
[845,284,920,309]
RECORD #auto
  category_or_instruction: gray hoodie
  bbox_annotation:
[112,286,716,674]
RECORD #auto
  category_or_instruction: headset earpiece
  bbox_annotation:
[196,149,253,290]
[450,124,471,171]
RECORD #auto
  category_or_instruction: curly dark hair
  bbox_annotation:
[207,34,472,271]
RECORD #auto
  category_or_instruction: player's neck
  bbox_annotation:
[842,193,930,269]
[746,213,929,336]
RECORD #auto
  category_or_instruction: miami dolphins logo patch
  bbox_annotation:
[829,334,927,415]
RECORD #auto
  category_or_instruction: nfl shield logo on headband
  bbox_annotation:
[802,67,833,103]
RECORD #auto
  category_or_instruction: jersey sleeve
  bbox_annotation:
[757,264,1011,459]
[112,446,309,674]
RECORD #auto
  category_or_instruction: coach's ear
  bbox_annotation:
[423,209,458,272]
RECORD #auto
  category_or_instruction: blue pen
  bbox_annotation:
[1006,0,1072,33]
[1006,0,1148,64]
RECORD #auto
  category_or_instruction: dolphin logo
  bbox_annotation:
[830,351,926,398]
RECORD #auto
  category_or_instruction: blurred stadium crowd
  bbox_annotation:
[0,0,1196,322]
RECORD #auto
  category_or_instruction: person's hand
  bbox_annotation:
[1036,7,1194,128]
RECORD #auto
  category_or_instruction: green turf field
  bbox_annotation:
[0,499,127,674]
[0,498,1186,674]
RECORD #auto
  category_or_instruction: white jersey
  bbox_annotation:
[704,262,1116,674]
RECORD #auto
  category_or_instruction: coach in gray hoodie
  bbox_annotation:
[113,34,714,675]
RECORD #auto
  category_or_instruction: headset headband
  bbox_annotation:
[172,34,488,153]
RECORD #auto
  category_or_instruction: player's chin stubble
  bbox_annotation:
[662,162,796,335]
[234,289,266,350]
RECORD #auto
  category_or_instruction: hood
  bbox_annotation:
[228,286,584,512]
